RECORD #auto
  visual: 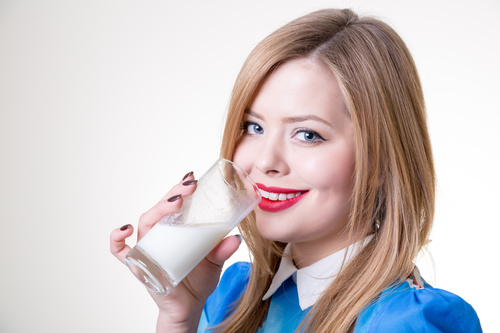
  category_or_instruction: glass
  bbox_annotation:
[125,159,261,296]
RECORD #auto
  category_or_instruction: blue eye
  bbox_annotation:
[243,122,264,135]
[294,129,326,143]
[298,131,317,141]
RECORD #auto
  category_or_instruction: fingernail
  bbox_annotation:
[182,171,193,181]
[235,234,243,243]
[167,194,182,202]
[120,224,131,231]
[183,179,198,186]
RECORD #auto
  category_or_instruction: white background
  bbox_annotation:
[1,0,498,332]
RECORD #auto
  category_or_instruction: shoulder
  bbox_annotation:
[356,272,482,332]
[202,262,251,327]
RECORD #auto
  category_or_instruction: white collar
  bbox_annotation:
[262,236,372,310]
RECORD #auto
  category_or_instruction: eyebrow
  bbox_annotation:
[244,109,333,128]
[244,109,263,120]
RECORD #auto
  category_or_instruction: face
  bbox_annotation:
[233,58,357,263]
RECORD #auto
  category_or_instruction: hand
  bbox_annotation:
[110,172,242,332]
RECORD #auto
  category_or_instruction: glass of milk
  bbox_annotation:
[125,159,261,296]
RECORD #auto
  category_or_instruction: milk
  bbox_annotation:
[125,159,260,295]
[137,222,231,284]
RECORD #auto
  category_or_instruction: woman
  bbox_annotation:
[111,8,481,332]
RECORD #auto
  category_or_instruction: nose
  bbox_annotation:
[254,136,290,177]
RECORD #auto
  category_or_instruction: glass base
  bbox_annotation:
[125,246,176,296]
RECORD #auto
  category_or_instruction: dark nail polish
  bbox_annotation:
[167,194,182,202]
[183,179,198,186]
[235,234,243,243]
[182,171,193,181]
[120,224,131,231]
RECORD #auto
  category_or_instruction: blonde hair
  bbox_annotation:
[219,8,435,332]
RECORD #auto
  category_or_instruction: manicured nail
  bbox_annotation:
[183,179,198,186]
[120,224,131,231]
[182,171,193,181]
[235,234,243,243]
[167,194,182,202]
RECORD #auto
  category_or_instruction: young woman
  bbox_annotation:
[110,8,482,332]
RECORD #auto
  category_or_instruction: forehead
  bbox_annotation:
[247,57,347,123]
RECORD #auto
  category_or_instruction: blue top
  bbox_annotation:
[198,262,482,332]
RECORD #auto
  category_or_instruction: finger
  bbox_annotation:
[110,224,134,264]
[205,235,243,268]
[138,194,183,239]
[138,177,198,240]
[160,171,196,200]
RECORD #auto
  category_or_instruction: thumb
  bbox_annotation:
[205,235,243,267]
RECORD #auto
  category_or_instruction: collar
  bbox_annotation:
[262,236,373,310]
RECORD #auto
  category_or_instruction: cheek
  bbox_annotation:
[296,147,355,192]
[232,140,254,175]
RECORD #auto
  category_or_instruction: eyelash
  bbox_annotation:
[241,121,327,144]
[292,128,326,143]
[241,121,263,135]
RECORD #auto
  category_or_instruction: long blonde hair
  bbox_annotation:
[219,8,435,332]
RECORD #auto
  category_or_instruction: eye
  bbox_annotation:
[242,121,264,135]
[293,129,326,143]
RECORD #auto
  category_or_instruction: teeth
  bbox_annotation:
[258,189,304,201]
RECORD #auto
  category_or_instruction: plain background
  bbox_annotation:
[1,0,498,332]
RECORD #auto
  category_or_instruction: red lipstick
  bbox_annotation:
[256,183,308,213]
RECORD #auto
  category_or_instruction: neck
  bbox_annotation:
[290,231,366,269]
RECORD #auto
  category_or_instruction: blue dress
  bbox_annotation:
[198,262,482,332]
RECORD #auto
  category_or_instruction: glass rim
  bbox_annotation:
[215,158,261,201]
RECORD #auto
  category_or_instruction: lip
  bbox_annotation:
[256,183,308,213]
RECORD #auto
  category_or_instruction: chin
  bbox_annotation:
[255,224,288,242]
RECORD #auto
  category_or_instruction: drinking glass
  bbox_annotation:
[125,159,261,296]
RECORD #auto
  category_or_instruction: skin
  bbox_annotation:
[110,173,241,332]
[110,56,358,332]
[234,57,358,267]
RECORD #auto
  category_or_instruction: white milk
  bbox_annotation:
[138,223,231,284]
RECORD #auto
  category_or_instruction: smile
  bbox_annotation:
[259,189,303,201]
[256,183,308,212]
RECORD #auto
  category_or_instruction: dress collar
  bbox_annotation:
[262,236,373,310]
